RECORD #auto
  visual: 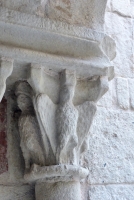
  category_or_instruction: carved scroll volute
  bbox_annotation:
[0,57,13,102]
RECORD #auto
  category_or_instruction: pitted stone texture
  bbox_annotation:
[88,107,134,184]
[97,79,116,109]
[0,0,46,16]
[0,0,107,31]
[132,3,134,18]
[0,185,34,200]
[105,12,133,78]
[116,78,129,110]
[129,79,134,109]
[89,184,134,200]
[45,0,107,30]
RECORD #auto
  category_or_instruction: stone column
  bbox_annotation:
[24,164,88,200]
[14,67,112,200]
[36,181,81,200]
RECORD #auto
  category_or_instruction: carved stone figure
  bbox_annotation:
[31,69,97,166]
[33,70,78,165]
[13,67,111,200]
[56,70,78,165]
[15,81,45,172]
[15,69,98,172]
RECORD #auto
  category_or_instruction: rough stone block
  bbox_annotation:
[105,12,133,78]
[109,0,131,17]
[116,78,129,109]
[88,107,134,184]
[89,184,134,200]
[129,79,134,109]
[97,79,116,108]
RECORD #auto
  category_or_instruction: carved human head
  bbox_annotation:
[59,70,76,103]
[15,81,33,112]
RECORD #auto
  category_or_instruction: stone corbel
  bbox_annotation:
[0,58,13,102]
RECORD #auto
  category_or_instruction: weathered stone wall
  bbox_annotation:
[87,0,134,199]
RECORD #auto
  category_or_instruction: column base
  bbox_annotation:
[24,164,89,200]
[35,181,81,200]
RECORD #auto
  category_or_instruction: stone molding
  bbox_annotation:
[24,164,89,183]
[0,7,115,82]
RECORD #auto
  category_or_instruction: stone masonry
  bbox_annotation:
[87,0,134,199]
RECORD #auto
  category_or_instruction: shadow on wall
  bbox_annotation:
[0,98,8,175]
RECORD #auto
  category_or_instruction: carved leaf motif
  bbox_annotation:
[35,94,57,156]
[76,101,97,153]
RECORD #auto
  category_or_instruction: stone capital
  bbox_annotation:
[0,7,116,200]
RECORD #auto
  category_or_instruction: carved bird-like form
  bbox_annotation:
[34,70,96,165]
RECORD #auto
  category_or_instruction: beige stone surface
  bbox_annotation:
[116,78,129,110]
[0,0,108,31]
[129,78,134,109]
[89,184,134,200]
[86,1,134,198]
[36,181,81,200]
[105,12,133,78]
[44,0,107,31]
[88,107,134,184]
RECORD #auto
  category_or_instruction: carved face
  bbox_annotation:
[17,94,33,112]
[60,85,75,103]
